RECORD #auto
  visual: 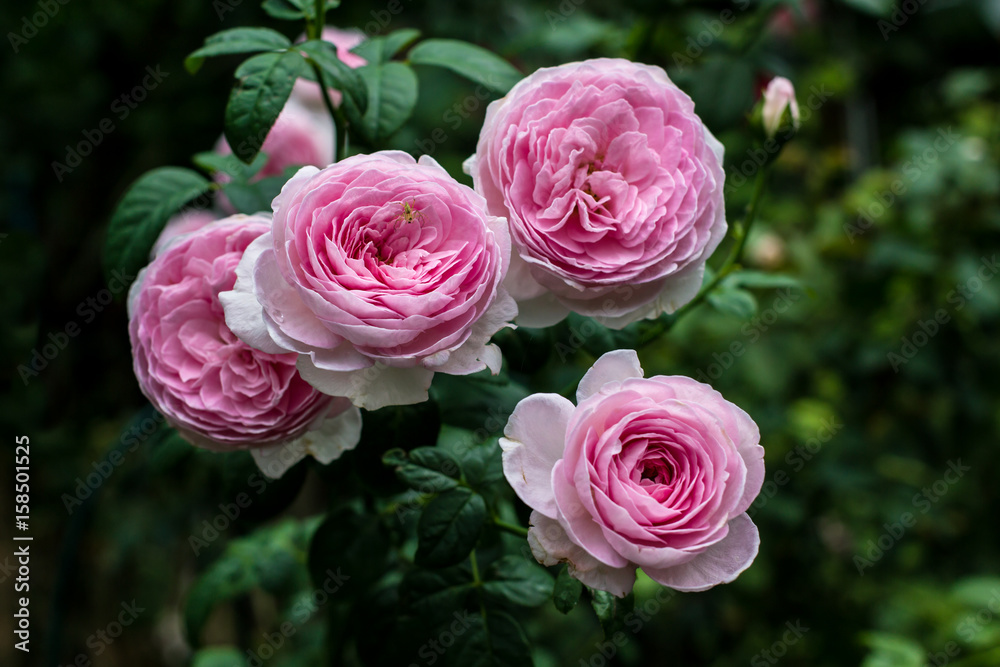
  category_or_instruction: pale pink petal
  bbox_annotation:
[528,511,637,597]
[500,394,575,519]
[296,356,435,410]
[643,514,760,592]
[576,349,644,403]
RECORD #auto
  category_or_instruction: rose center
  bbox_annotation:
[638,459,674,486]
[354,201,425,266]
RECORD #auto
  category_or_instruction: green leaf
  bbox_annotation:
[261,0,306,19]
[193,150,269,180]
[103,167,212,286]
[590,590,635,638]
[185,518,318,646]
[307,507,390,599]
[708,286,759,318]
[455,611,532,667]
[191,647,246,667]
[430,370,531,432]
[221,166,300,215]
[408,39,522,94]
[860,632,924,667]
[383,447,462,493]
[416,487,487,567]
[553,565,584,614]
[298,39,368,119]
[723,270,804,291]
[261,0,340,20]
[224,51,306,164]
[351,28,422,64]
[185,27,291,74]
[482,556,554,608]
[401,566,475,625]
[357,62,419,144]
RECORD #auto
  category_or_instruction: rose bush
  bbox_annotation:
[221,152,516,411]
[500,349,764,596]
[467,58,727,328]
[129,215,361,476]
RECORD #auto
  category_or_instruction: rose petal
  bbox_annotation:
[576,349,644,403]
[500,393,575,519]
[643,513,760,592]
[296,356,435,410]
[528,511,637,597]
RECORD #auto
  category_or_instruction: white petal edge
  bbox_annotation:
[297,356,434,411]
[251,401,362,479]
[427,288,517,376]
[576,349,645,403]
[598,263,706,330]
[499,393,575,519]
[528,511,637,598]
[219,233,290,355]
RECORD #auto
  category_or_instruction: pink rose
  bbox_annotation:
[129,215,361,476]
[500,350,764,596]
[220,152,516,411]
[467,58,727,329]
[291,26,367,112]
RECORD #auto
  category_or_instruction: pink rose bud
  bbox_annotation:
[761,76,800,139]
[292,26,368,112]
[467,58,727,329]
[129,215,361,476]
[220,152,517,411]
[501,350,765,597]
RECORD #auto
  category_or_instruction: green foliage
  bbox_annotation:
[356,62,419,144]
[298,38,369,119]
[185,27,293,74]
[103,167,212,286]
[553,565,584,614]
[224,51,307,164]
[416,487,487,567]
[408,39,523,94]
[352,28,423,64]
[185,518,319,646]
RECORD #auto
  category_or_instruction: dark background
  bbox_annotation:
[2,0,999,665]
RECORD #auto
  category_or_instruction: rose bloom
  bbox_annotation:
[467,58,727,329]
[129,215,361,477]
[291,26,367,112]
[501,350,764,596]
[220,152,516,411]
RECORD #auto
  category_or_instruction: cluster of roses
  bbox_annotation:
[128,43,767,597]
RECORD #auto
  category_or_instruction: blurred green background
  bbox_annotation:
[2,0,999,665]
